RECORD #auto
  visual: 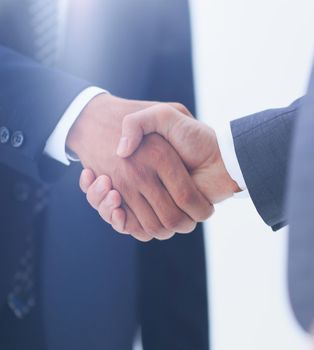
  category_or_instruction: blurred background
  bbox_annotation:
[190,0,314,349]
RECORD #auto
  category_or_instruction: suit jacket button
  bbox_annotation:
[11,131,24,148]
[0,126,10,144]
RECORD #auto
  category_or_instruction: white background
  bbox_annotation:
[189,0,314,349]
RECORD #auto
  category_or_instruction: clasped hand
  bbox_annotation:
[68,94,239,241]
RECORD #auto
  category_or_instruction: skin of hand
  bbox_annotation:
[80,102,240,234]
[67,94,213,241]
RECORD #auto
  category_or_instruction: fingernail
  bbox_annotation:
[117,137,128,156]
[95,177,105,193]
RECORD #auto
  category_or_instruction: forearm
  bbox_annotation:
[231,98,303,230]
[0,45,90,181]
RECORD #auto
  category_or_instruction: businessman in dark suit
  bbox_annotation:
[0,0,210,349]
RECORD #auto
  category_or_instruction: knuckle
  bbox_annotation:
[144,222,163,237]
[171,102,190,115]
[177,188,195,208]
[153,104,177,124]
[157,104,177,123]
[163,212,185,231]
[156,103,172,114]
[195,203,215,221]
[179,220,197,234]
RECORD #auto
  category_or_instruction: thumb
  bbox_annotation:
[117,104,180,158]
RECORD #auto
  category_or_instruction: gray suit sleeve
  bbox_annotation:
[231,98,303,231]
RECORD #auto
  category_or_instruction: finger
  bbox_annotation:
[131,99,193,117]
[122,204,153,242]
[86,175,114,210]
[158,147,214,222]
[104,201,151,242]
[168,102,194,117]
[80,168,96,193]
[111,208,127,233]
[97,189,123,222]
[117,104,183,158]
[126,192,175,240]
[141,175,196,234]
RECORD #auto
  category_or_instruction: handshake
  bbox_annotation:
[66,94,241,241]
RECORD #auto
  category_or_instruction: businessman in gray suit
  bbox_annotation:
[81,58,314,333]
[287,67,314,334]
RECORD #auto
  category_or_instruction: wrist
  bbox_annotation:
[212,128,242,196]
[196,129,241,204]
[215,125,247,192]
[214,149,242,197]
[208,153,241,202]
[66,93,111,159]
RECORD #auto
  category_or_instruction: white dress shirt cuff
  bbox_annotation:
[44,86,108,165]
[216,124,248,198]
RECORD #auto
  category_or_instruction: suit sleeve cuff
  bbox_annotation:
[44,86,108,165]
[216,124,248,197]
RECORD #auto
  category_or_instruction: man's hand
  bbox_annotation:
[117,104,241,202]
[68,95,213,241]
[80,102,240,234]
